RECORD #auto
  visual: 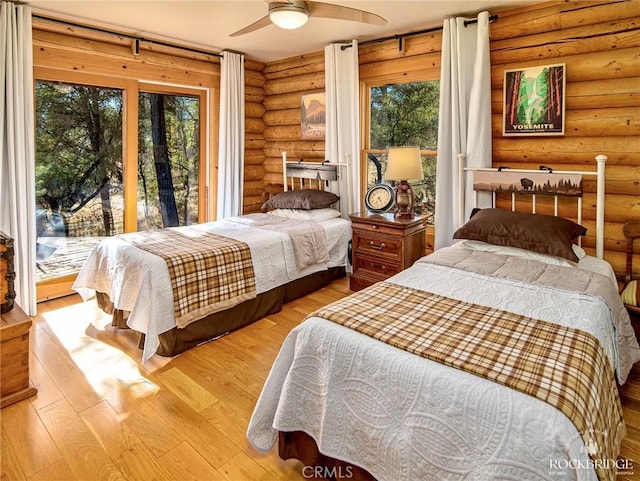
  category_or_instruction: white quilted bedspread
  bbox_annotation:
[247,250,640,481]
[73,217,350,361]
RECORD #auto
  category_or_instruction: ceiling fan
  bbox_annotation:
[230,0,387,37]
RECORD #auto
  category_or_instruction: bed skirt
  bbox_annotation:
[279,431,376,481]
[96,266,346,357]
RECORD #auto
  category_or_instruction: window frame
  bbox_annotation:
[360,73,439,215]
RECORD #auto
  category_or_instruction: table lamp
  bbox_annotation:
[385,146,424,219]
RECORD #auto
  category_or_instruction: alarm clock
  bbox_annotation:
[364,184,394,213]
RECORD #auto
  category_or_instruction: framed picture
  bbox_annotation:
[503,63,565,136]
[301,93,326,139]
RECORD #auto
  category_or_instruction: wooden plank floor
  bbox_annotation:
[2,276,640,480]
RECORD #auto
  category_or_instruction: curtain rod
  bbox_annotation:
[341,14,498,52]
[31,14,224,58]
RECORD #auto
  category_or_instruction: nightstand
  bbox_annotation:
[349,212,426,291]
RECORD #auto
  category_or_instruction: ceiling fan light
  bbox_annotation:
[269,6,309,30]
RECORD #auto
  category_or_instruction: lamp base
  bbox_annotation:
[394,181,414,219]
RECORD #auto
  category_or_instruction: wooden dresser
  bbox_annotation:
[349,212,426,292]
[1,305,38,408]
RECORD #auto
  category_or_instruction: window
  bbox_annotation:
[364,80,439,224]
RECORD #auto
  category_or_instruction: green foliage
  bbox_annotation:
[35,81,123,217]
[370,81,439,150]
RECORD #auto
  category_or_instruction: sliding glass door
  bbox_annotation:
[34,71,207,301]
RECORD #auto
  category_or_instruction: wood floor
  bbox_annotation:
[2,276,640,481]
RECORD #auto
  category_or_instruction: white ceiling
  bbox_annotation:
[29,0,537,62]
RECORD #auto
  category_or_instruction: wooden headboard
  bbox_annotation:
[459,154,607,258]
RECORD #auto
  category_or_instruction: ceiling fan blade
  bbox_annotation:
[308,1,387,26]
[229,14,273,37]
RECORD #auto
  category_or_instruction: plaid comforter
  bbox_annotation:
[307,281,625,481]
[122,227,256,328]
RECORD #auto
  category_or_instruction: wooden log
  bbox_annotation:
[264,125,303,140]
[245,102,266,118]
[32,26,223,69]
[264,72,325,96]
[264,172,285,184]
[245,85,265,103]
[489,0,635,41]
[490,16,640,65]
[33,30,218,77]
[264,90,323,110]
[244,164,265,180]
[244,69,266,88]
[491,137,640,165]
[242,195,264,208]
[245,59,265,73]
[245,117,265,134]
[492,107,640,138]
[263,51,325,79]
[34,44,216,87]
[245,135,266,150]
[491,47,640,87]
[359,52,440,83]
[264,143,326,158]
[263,108,301,127]
[359,32,442,65]
[244,150,265,165]
[243,180,266,192]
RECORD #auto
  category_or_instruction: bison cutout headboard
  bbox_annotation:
[459,154,607,258]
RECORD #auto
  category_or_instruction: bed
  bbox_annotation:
[247,155,640,481]
[72,154,351,362]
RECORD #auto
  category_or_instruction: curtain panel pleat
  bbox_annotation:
[324,40,360,218]
[216,50,245,219]
[1,2,37,315]
[435,11,492,250]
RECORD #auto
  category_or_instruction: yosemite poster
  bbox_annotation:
[503,64,565,136]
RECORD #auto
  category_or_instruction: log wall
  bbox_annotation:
[261,0,640,276]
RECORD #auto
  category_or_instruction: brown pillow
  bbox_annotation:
[453,208,586,262]
[261,189,339,211]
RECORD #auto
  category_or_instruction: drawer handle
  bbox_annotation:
[372,225,378,229]
[369,262,386,271]
[370,241,385,250]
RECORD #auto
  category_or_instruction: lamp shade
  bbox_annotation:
[269,6,309,29]
[385,146,424,181]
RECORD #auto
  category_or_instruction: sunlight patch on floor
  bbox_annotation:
[40,302,160,398]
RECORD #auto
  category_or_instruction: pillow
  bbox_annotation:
[622,280,638,307]
[452,239,576,267]
[453,208,587,262]
[572,243,586,261]
[267,208,342,222]
[262,189,339,211]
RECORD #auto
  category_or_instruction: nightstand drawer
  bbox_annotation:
[353,233,401,260]
[353,255,401,277]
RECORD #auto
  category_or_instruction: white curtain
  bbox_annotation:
[216,50,245,219]
[435,11,492,249]
[325,40,360,218]
[0,2,36,315]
